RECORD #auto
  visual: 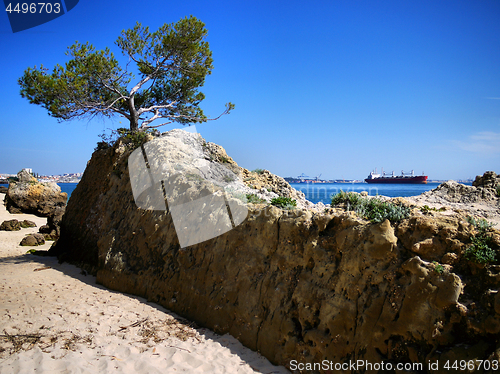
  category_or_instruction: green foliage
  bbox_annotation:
[246,194,266,204]
[19,16,233,131]
[96,127,156,151]
[496,185,500,197]
[432,261,445,274]
[223,174,235,183]
[466,216,496,231]
[464,216,497,264]
[271,196,297,210]
[465,236,496,264]
[331,190,362,207]
[116,127,155,148]
[331,191,410,223]
[252,168,265,174]
[420,205,446,213]
[219,156,230,163]
[94,141,111,152]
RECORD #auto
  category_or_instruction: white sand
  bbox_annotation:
[0,194,290,374]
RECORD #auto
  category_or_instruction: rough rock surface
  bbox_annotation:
[0,219,21,231]
[20,233,45,246]
[406,172,500,226]
[53,130,500,371]
[20,220,37,228]
[5,171,67,217]
[4,170,67,238]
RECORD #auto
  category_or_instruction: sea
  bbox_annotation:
[289,182,472,205]
[1,182,472,206]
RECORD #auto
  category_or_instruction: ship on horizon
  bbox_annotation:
[365,168,428,184]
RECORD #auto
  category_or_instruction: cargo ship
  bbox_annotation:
[365,169,428,184]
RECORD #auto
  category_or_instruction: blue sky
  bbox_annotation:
[1,0,499,180]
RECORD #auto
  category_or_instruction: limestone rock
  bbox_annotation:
[0,219,21,231]
[5,173,67,217]
[473,170,500,189]
[420,171,499,204]
[17,169,37,183]
[5,170,67,238]
[52,130,500,370]
[0,186,8,194]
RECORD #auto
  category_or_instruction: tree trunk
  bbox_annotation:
[128,97,139,131]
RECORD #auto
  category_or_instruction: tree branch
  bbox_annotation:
[137,101,177,116]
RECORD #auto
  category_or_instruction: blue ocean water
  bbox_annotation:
[289,182,471,205]
[2,182,471,205]
[58,183,78,198]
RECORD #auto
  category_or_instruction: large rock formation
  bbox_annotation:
[53,130,500,371]
[406,172,500,227]
[4,170,67,238]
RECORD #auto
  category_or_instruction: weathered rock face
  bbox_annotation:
[0,219,21,231]
[20,233,45,246]
[417,171,500,205]
[406,172,500,227]
[5,172,67,217]
[473,170,500,190]
[4,170,67,238]
[53,130,500,371]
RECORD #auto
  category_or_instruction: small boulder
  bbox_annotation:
[0,186,8,193]
[5,170,67,217]
[20,220,36,228]
[20,233,45,246]
[0,219,21,231]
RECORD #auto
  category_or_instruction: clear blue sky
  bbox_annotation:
[1,0,499,180]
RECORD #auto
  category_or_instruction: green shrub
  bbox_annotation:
[271,196,297,210]
[466,216,496,231]
[331,190,362,207]
[464,216,497,264]
[330,191,410,223]
[94,141,111,152]
[432,261,445,274]
[246,194,266,204]
[223,174,235,183]
[465,236,496,264]
[96,127,157,151]
[495,185,500,197]
[252,168,265,174]
[420,205,446,213]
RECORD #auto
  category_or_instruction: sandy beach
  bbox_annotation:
[0,193,290,374]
